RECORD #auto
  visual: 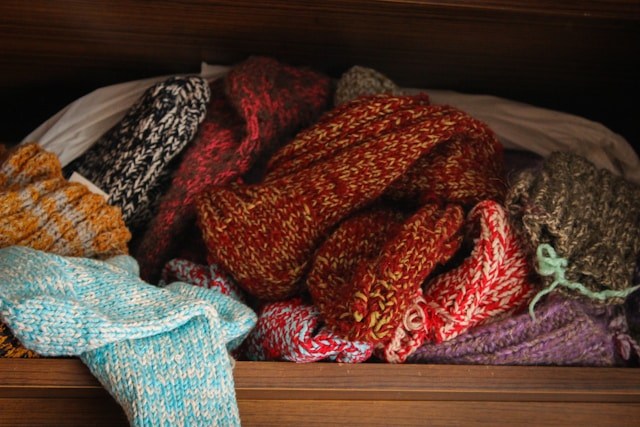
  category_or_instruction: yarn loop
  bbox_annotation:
[529,243,640,320]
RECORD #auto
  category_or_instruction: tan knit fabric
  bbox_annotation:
[506,151,640,302]
[0,323,39,358]
[0,143,131,258]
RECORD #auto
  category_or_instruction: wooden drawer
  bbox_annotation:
[1,359,639,426]
[1,1,639,425]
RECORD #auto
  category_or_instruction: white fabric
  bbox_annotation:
[22,64,229,167]
[68,172,109,200]
[408,88,640,184]
[23,63,639,184]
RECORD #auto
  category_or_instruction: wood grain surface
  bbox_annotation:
[1,359,639,426]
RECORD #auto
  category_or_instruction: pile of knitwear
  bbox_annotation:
[2,59,640,425]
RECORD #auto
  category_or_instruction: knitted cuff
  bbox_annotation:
[407,296,634,367]
[134,57,332,283]
[81,314,242,427]
[308,203,464,345]
[0,143,130,258]
[83,280,256,427]
[381,200,535,363]
[64,76,211,230]
[243,298,373,363]
[424,200,535,342]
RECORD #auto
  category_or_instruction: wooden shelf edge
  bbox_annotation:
[1,359,638,402]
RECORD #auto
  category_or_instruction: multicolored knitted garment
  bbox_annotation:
[160,258,245,303]
[64,76,211,230]
[135,57,332,283]
[0,143,130,258]
[307,204,464,346]
[0,246,256,427]
[197,94,505,301]
[506,151,640,303]
[0,143,132,358]
[379,200,535,362]
[407,295,639,366]
[265,95,505,207]
[243,298,373,363]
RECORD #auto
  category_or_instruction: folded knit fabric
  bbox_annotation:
[243,298,373,363]
[197,94,505,300]
[135,57,332,283]
[265,95,505,206]
[308,204,464,346]
[0,143,131,358]
[406,296,637,366]
[380,200,535,362]
[0,143,130,258]
[64,76,210,230]
[161,258,245,302]
[506,151,640,303]
[334,65,405,106]
[0,246,256,427]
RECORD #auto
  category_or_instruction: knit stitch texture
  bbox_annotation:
[334,65,405,106]
[243,298,373,363]
[197,94,505,301]
[135,57,332,283]
[380,200,535,363]
[308,204,463,346]
[0,143,130,258]
[506,151,640,302]
[161,258,245,302]
[407,296,635,366]
[0,246,256,427]
[64,76,211,230]
[0,143,131,359]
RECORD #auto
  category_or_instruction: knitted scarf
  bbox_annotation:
[196,94,505,302]
[64,76,211,230]
[135,57,332,283]
[0,246,256,426]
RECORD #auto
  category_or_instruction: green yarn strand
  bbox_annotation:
[528,243,640,320]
